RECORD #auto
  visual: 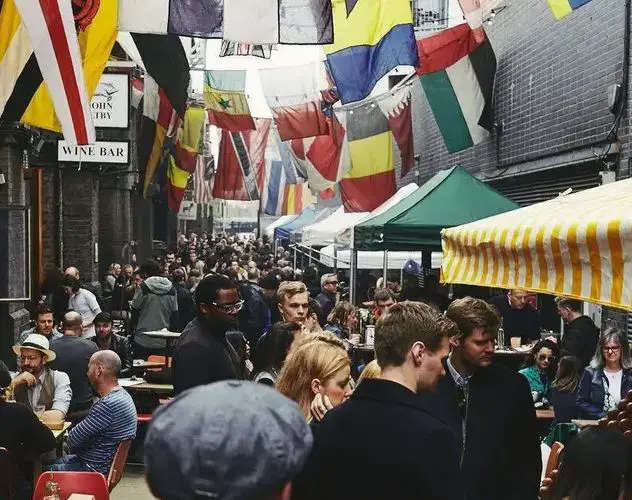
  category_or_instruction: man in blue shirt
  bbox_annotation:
[46,350,137,474]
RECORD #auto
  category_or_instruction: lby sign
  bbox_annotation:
[90,73,129,128]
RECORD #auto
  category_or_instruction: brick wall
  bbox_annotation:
[61,168,99,281]
[406,0,629,183]
[41,168,58,270]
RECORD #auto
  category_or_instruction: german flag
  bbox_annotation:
[0,0,117,133]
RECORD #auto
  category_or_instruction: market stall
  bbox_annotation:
[441,177,632,311]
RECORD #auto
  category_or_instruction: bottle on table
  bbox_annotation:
[42,476,61,500]
[496,327,505,349]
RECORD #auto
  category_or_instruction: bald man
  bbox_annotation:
[46,350,137,473]
[49,312,98,416]
[64,267,80,279]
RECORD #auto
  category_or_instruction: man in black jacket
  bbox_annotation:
[488,289,540,345]
[418,297,541,500]
[172,268,196,332]
[238,268,271,344]
[92,312,133,378]
[172,274,243,395]
[315,273,338,320]
[555,296,600,367]
[296,301,465,500]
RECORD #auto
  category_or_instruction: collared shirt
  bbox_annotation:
[447,357,472,390]
[16,368,72,415]
[68,288,101,339]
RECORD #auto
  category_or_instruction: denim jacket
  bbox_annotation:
[577,366,632,419]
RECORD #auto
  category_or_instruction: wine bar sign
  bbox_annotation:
[57,141,130,164]
[90,73,129,128]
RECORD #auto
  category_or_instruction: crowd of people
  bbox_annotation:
[1,230,631,499]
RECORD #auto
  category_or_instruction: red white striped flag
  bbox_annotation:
[193,155,213,204]
[14,0,95,145]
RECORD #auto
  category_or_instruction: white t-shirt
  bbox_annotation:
[68,288,101,339]
[604,369,623,411]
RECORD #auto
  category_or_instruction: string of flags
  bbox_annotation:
[0,0,598,213]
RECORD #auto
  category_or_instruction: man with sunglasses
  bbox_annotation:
[172,275,244,395]
[489,288,541,346]
[418,297,541,500]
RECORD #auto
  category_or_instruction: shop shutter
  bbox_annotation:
[486,163,602,207]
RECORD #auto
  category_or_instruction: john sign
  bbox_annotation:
[90,73,129,128]
[58,141,129,164]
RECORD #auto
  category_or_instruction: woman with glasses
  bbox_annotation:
[577,328,632,419]
[519,339,560,402]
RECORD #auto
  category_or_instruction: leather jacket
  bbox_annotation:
[92,333,133,378]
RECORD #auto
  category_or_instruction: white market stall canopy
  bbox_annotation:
[320,245,443,270]
[334,183,419,248]
[441,178,632,311]
[300,207,367,247]
[263,215,297,238]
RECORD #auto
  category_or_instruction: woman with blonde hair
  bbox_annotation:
[276,332,352,422]
[357,359,381,386]
[324,301,357,339]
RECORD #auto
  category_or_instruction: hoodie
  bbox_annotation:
[132,276,178,349]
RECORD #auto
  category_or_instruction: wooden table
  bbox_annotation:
[133,359,164,371]
[536,409,555,420]
[571,419,600,429]
[143,331,182,367]
[122,380,174,395]
[51,421,72,441]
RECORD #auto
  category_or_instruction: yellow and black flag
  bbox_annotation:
[0,0,117,133]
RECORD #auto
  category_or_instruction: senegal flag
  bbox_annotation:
[203,70,255,131]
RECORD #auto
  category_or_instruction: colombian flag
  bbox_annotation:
[547,0,593,20]
[324,0,418,104]
[338,102,396,212]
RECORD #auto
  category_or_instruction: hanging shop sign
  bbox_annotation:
[57,141,130,164]
[90,73,129,128]
[178,201,198,221]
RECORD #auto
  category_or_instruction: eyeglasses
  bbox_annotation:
[212,300,244,313]
[603,346,621,353]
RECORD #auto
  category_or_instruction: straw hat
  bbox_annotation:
[13,333,56,362]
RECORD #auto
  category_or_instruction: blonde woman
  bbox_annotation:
[276,332,352,424]
[357,359,381,386]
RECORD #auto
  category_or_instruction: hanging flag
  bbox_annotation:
[458,0,503,38]
[263,160,314,216]
[377,84,414,178]
[337,101,396,212]
[193,155,213,204]
[219,41,273,59]
[175,106,206,174]
[204,70,255,132]
[212,119,271,201]
[13,0,94,145]
[130,33,190,117]
[139,76,179,198]
[167,153,189,210]
[118,0,332,44]
[131,77,144,108]
[0,0,117,136]
[416,23,497,154]
[547,0,592,20]
[224,0,279,44]
[324,0,418,104]
[118,0,223,38]
[259,62,338,141]
[278,0,333,44]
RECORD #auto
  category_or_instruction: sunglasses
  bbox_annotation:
[537,354,556,362]
[212,300,244,313]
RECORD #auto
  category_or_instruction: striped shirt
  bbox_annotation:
[68,386,137,474]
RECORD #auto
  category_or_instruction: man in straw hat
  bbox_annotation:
[10,333,71,422]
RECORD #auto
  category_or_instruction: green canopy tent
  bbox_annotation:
[354,165,519,252]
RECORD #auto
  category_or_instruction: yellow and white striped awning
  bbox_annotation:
[441,178,632,311]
